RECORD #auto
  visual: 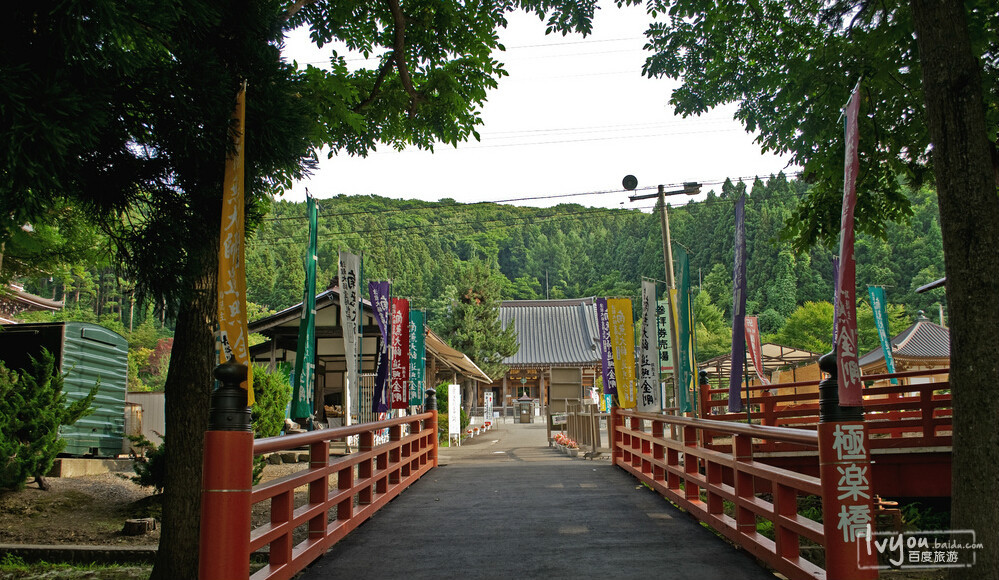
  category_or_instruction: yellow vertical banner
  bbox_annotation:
[217,82,254,404]
[607,298,636,408]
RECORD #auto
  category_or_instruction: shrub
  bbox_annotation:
[0,350,97,491]
[128,364,293,491]
[251,364,292,483]
[128,434,166,493]
[434,383,450,415]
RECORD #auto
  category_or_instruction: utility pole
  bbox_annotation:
[626,179,701,413]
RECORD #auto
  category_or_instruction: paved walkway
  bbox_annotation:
[300,421,777,580]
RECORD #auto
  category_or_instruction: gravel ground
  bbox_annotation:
[0,461,316,548]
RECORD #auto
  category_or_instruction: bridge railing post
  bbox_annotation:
[817,352,878,579]
[199,362,253,580]
[426,387,438,467]
[610,406,621,465]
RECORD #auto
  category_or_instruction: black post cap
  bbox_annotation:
[818,351,864,423]
[209,361,252,432]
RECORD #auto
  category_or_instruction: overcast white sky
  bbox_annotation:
[281,3,797,211]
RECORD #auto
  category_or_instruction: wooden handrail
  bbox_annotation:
[253,414,424,454]
[199,411,438,580]
[611,408,826,580]
[623,410,820,446]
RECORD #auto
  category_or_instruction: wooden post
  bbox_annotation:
[199,363,252,580]
[817,353,878,579]
[610,406,622,465]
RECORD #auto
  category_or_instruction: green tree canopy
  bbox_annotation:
[433,260,519,382]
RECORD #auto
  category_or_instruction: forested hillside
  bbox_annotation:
[18,173,945,361]
[244,173,945,357]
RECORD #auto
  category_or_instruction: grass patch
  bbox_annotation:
[0,554,151,579]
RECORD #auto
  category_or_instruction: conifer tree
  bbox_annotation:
[0,351,96,491]
[434,260,519,383]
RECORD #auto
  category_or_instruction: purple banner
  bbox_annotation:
[369,281,391,413]
[728,194,747,412]
[595,298,617,395]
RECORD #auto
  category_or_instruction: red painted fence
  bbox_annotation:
[611,408,877,580]
[698,368,951,453]
[199,411,438,580]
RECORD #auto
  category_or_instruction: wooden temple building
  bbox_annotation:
[492,298,602,418]
[248,288,490,426]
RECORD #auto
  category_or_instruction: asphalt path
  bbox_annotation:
[298,420,778,580]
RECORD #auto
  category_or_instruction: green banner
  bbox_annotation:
[676,246,695,413]
[291,195,318,421]
[409,310,426,406]
[867,286,898,385]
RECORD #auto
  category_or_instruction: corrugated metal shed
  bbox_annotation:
[859,315,950,367]
[0,322,127,456]
[499,298,600,367]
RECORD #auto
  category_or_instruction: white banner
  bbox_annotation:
[484,391,493,424]
[637,280,662,412]
[338,251,361,421]
[448,384,461,440]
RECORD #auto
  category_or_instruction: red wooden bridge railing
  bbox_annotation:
[611,406,878,580]
[698,368,951,453]
[199,411,438,580]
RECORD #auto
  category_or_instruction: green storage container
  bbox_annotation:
[0,322,128,457]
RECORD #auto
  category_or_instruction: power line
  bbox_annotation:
[251,203,655,248]
[289,36,645,67]
[260,171,801,223]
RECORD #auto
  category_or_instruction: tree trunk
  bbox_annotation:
[910,2,999,579]
[150,242,217,580]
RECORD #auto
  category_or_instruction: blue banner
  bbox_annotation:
[867,286,898,384]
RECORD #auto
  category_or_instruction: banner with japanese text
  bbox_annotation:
[595,298,617,395]
[656,300,673,376]
[867,286,898,385]
[217,82,253,404]
[637,280,661,411]
[607,298,636,408]
[409,309,426,406]
[389,298,410,409]
[834,85,864,406]
[369,281,391,413]
[728,194,747,412]
[744,316,770,386]
[291,194,318,420]
[676,247,695,413]
[338,251,361,418]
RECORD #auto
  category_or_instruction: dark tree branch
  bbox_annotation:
[385,0,423,113]
[283,0,317,22]
[353,58,395,112]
